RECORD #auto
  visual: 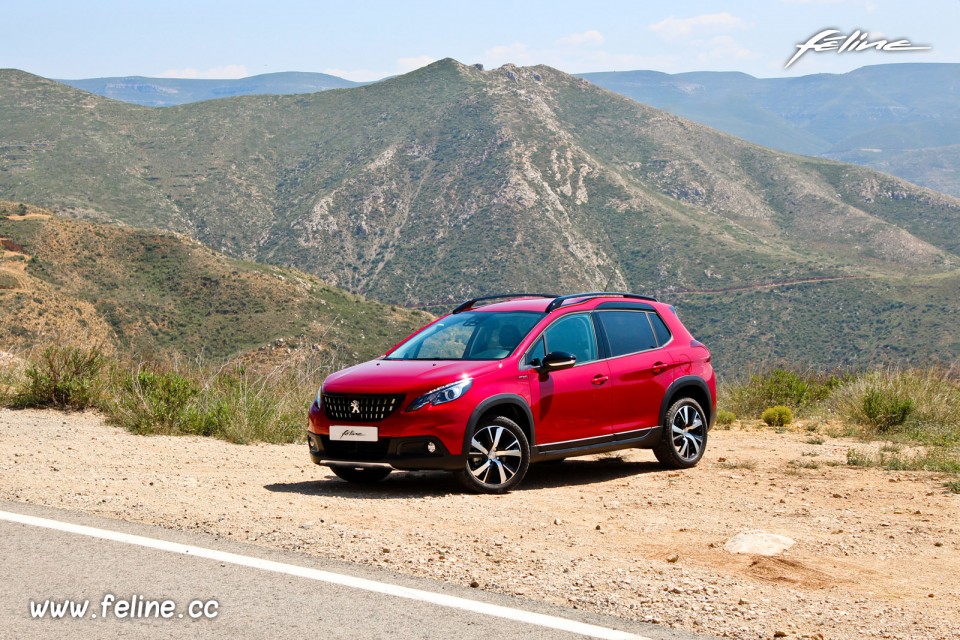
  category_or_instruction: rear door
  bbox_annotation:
[523,313,612,446]
[595,309,675,436]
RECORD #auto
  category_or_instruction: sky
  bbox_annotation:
[3,1,957,81]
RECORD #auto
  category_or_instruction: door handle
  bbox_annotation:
[592,374,609,385]
[651,362,666,375]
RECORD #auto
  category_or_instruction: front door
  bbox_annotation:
[524,313,612,446]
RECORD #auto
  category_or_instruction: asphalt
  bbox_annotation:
[0,500,719,640]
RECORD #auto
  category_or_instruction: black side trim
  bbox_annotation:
[532,428,661,461]
[537,433,613,454]
[463,394,536,452]
[659,376,714,432]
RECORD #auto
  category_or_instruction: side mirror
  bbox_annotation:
[539,351,577,373]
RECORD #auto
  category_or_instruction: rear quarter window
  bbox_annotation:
[650,312,672,347]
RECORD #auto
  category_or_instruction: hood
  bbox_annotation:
[321,358,504,394]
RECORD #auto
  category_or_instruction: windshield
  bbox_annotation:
[387,311,544,361]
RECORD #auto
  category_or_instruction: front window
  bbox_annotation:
[542,313,599,364]
[387,311,544,361]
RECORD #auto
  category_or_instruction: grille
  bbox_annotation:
[320,436,391,461]
[322,393,404,422]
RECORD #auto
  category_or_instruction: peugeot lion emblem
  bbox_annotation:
[350,400,361,414]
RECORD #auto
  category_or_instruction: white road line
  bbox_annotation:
[1,509,652,640]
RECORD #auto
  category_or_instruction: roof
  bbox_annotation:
[460,293,662,315]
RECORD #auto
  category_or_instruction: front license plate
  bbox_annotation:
[329,426,378,442]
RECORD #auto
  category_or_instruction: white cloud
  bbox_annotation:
[396,55,437,73]
[649,13,748,42]
[556,30,605,46]
[156,65,249,79]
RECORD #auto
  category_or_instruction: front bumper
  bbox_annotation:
[307,399,468,471]
[306,431,466,471]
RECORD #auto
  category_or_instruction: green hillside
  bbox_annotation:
[2,61,960,373]
[0,204,429,362]
[59,71,362,107]
[581,63,960,197]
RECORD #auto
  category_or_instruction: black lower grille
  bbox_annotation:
[322,393,404,422]
[320,436,391,461]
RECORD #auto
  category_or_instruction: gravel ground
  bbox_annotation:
[1,408,958,639]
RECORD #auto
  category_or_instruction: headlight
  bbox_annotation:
[315,386,324,408]
[406,378,472,412]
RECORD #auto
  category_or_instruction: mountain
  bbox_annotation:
[1,61,959,373]
[0,202,429,362]
[58,71,362,107]
[55,63,960,196]
[580,63,960,197]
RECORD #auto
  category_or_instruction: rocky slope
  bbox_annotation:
[2,61,960,371]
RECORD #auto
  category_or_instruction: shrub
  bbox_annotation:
[192,366,305,444]
[716,409,736,426]
[847,447,960,474]
[827,368,960,444]
[103,359,313,444]
[861,387,914,432]
[108,368,204,435]
[761,405,793,427]
[12,345,105,409]
[0,353,27,406]
[725,368,847,418]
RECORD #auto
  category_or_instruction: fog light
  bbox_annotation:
[426,442,437,454]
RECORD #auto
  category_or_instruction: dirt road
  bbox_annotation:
[1,408,957,639]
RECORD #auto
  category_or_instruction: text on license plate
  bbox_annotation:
[329,426,378,442]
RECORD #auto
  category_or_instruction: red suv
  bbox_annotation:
[307,292,716,493]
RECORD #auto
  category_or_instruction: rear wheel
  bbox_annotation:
[329,464,392,484]
[654,398,708,469]
[456,416,530,494]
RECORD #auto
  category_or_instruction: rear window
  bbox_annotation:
[596,311,659,357]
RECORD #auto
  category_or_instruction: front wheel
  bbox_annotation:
[456,416,530,494]
[329,464,392,484]
[654,398,708,469]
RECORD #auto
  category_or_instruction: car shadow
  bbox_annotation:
[264,456,666,499]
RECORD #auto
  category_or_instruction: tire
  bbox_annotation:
[329,464,392,484]
[654,397,708,469]
[456,416,530,494]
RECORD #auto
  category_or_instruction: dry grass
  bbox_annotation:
[827,367,960,445]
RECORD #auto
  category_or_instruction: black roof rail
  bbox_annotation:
[545,291,658,313]
[452,293,558,314]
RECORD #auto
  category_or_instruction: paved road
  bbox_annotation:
[0,501,716,640]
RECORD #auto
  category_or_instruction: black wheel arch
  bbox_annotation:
[658,376,714,433]
[462,394,535,454]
